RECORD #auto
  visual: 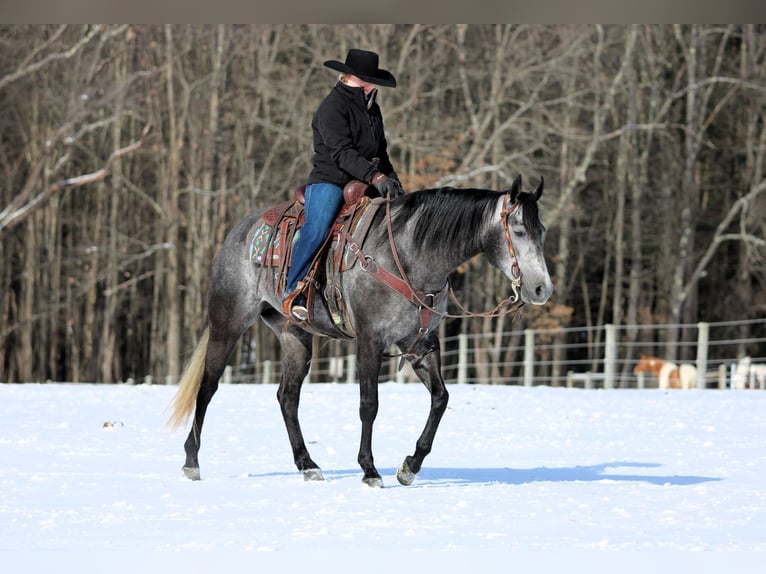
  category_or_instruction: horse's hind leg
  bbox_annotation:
[265,313,323,480]
[396,334,449,486]
[182,330,240,480]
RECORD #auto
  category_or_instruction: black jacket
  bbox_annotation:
[307,82,397,187]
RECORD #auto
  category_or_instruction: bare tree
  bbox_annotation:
[2,24,765,384]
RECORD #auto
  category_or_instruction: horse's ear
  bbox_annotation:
[509,174,522,202]
[533,176,544,200]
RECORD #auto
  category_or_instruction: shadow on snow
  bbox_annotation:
[413,461,721,487]
[248,461,721,487]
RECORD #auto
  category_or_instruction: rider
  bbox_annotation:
[282,48,404,320]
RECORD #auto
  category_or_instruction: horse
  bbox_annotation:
[732,356,766,390]
[167,174,553,487]
[634,355,698,390]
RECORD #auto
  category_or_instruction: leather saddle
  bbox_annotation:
[246,180,383,335]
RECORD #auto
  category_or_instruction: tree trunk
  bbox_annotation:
[99,39,128,383]
[157,24,184,384]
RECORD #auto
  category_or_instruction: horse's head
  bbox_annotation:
[498,175,553,306]
[634,355,662,374]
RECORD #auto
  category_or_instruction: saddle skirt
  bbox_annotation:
[246,184,383,335]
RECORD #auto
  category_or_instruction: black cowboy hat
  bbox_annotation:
[323,49,397,88]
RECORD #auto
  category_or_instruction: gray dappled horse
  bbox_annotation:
[168,175,553,487]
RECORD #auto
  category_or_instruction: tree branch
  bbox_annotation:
[677,179,766,305]
[0,124,151,234]
[0,25,102,91]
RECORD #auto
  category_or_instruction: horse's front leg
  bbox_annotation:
[397,335,449,486]
[275,324,323,481]
[356,338,384,487]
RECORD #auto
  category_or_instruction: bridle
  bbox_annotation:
[499,193,523,304]
[342,192,526,363]
[390,192,525,317]
[345,192,526,321]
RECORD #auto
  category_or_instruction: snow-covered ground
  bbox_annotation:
[1,382,765,570]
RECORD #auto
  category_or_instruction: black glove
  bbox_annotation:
[389,177,405,197]
[370,172,404,198]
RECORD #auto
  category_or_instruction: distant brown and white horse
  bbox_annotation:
[634,355,698,390]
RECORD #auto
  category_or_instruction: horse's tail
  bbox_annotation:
[166,327,210,430]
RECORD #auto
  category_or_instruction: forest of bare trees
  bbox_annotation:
[1,24,764,384]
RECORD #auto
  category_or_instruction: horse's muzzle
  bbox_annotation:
[523,278,553,305]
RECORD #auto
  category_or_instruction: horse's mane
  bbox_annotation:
[389,187,541,257]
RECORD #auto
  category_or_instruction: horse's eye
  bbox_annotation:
[514,230,526,239]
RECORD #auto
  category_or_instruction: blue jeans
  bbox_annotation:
[284,182,345,296]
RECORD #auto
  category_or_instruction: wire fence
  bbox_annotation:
[221,317,766,390]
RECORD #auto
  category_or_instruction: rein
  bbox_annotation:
[343,193,525,336]
[342,193,525,364]
[383,193,525,321]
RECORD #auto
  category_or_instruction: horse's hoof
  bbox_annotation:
[303,468,325,481]
[396,461,416,486]
[362,476,384,488]
[182,466,201,481]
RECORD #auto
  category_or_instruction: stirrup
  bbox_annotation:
[282,283,308,321]
[291,303,309,322]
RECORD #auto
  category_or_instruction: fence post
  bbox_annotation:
[718,363,726,389]
[524,329,535,387]
[396,360,406,384]
[262,360,272,384]
[329,356,343,383]
[604,324,616,389]
[346,354,356,385]
[457,334,468,385]
[696,322,709,390]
